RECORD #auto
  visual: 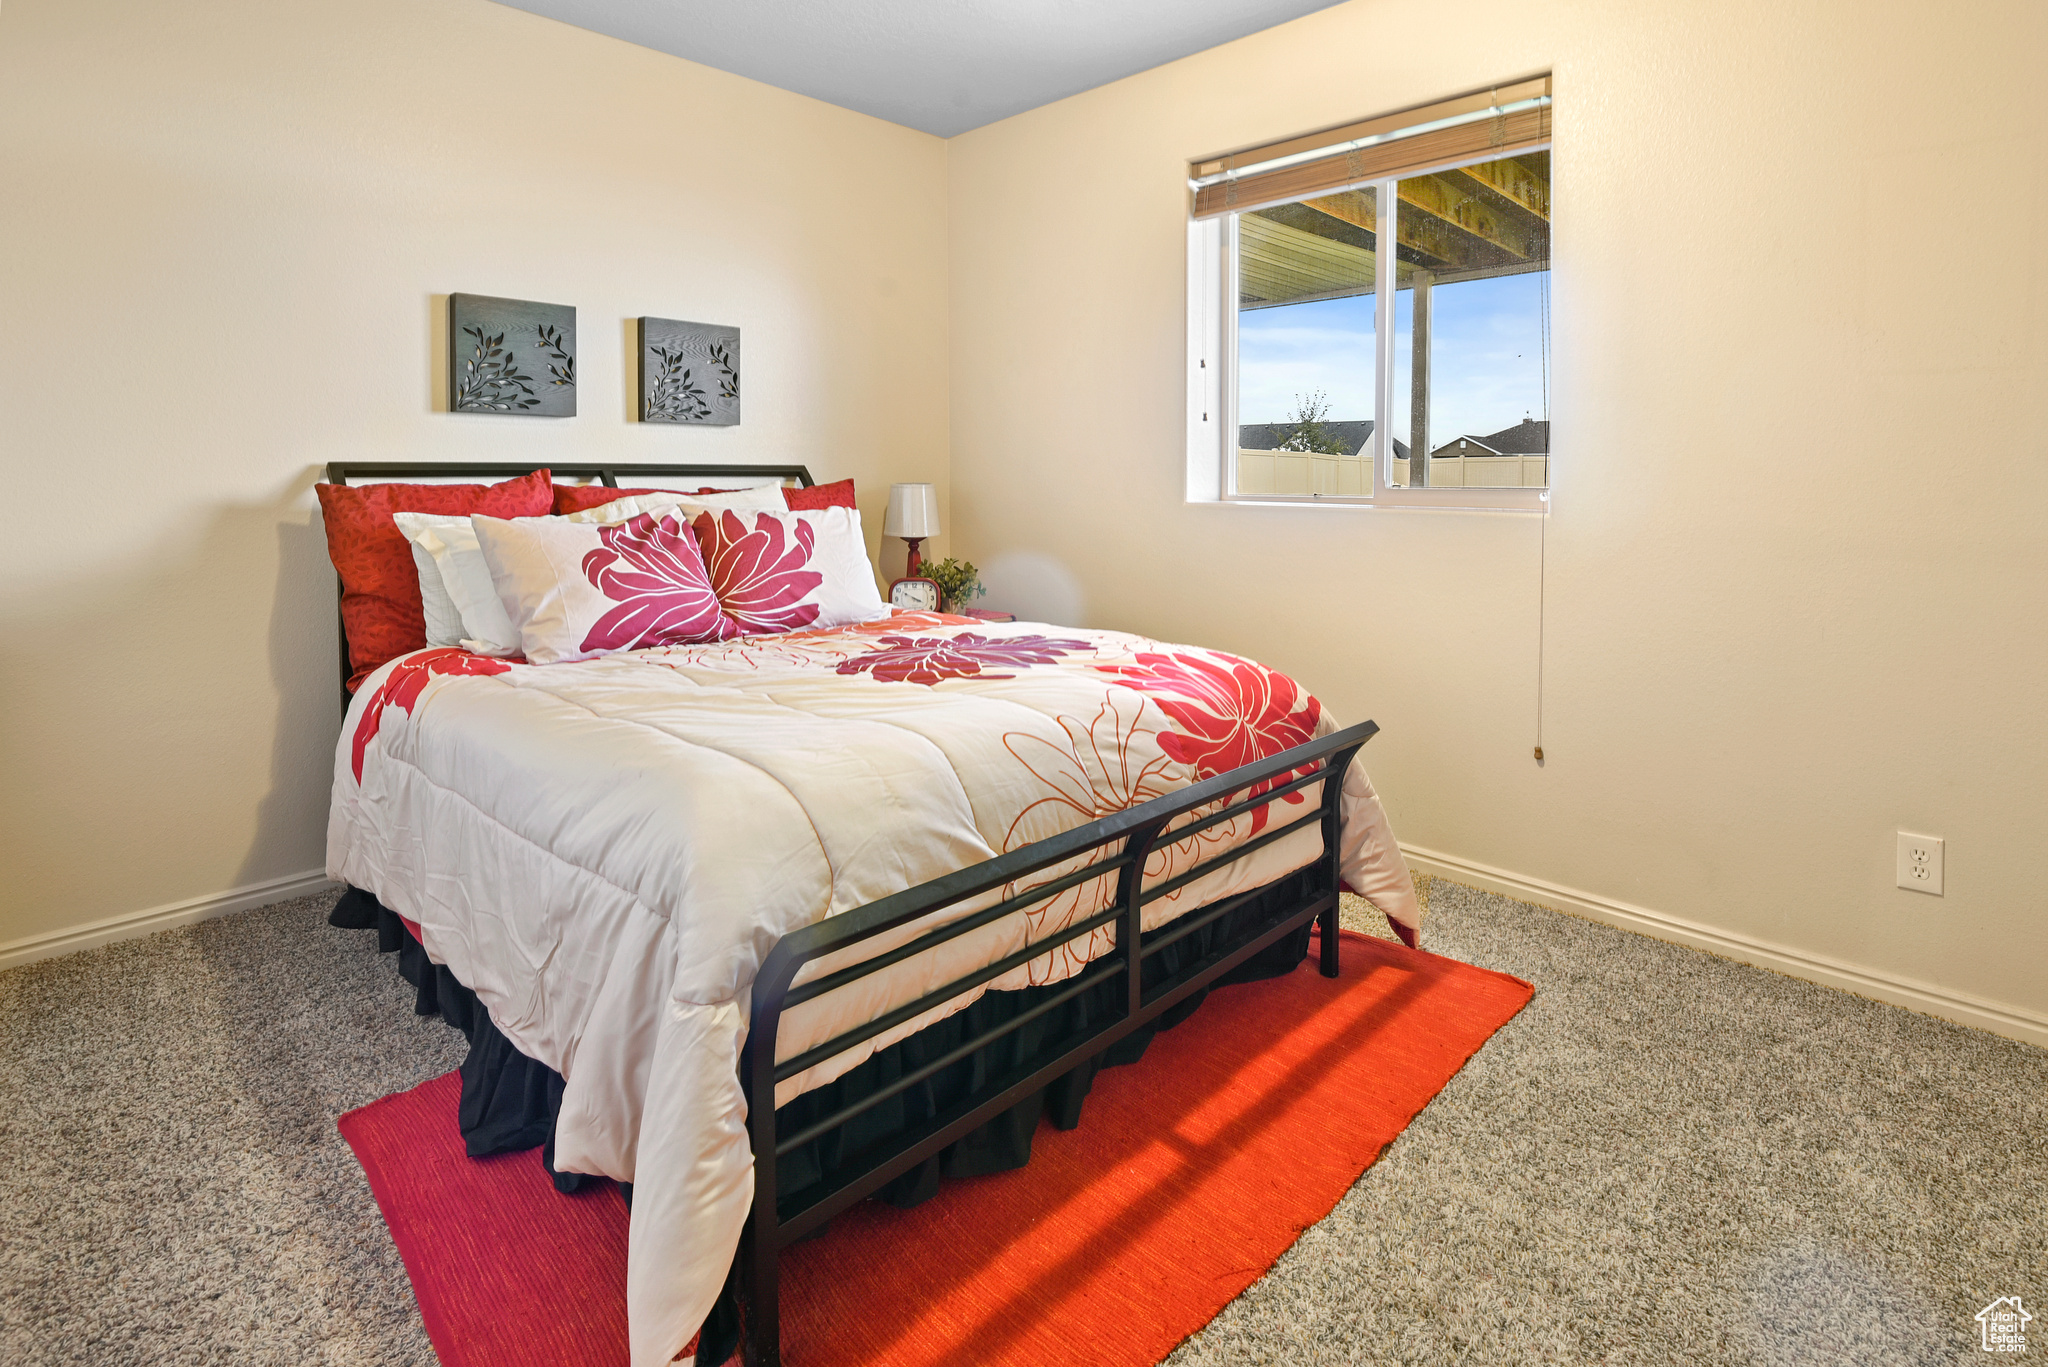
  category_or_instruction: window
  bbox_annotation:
[1187,78,1552,508]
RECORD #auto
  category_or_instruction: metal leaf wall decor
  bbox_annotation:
[449,294,577,417]
[638,317,739,425]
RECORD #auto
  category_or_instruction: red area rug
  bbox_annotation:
[339,930,1532,1367]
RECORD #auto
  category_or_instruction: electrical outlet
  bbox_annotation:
[1896,832,1943,896]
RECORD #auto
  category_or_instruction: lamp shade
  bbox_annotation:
[883,483,939,540]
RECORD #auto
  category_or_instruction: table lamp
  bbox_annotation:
[884,483,939,576]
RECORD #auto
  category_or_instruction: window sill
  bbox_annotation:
[1210,492,1549,513]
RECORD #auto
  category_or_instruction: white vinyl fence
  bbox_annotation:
[1234,449,1372,496]
[1236,449,1547,495]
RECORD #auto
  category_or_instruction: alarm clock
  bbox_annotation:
[888,577,943,612]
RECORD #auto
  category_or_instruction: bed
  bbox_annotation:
[320,461,1419,1366]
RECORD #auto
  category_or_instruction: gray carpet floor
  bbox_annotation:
[1,880,2041,1365]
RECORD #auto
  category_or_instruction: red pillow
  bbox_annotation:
[554,480,854,514]
[552,485,700,515]
[782,478,856,511]
[318,470,553,691]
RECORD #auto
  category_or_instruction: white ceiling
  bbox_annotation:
[491,0,1343,137]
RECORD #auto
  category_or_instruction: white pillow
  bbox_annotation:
[391,511,523,657]
[558,485,786,525]
[691,506,888,635]
[471,510,740,665]
[404,537,467,648]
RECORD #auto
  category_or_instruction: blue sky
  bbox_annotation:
[1237,270,1549,446]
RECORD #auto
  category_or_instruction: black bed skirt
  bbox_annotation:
[332,871,1315,1358]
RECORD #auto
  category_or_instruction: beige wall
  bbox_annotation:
[6,0,2045,1042]
[0,0,949,951]
[948,1,2048,1027]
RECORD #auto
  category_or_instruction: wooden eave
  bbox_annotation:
[1238,151,1549,309]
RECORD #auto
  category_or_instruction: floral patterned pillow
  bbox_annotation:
[471,510,740,665]
[691,506,888,635]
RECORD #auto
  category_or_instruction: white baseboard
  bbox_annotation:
[1403,844,2048,1051]
[11,852,2043,1050]
[0,869,338,973]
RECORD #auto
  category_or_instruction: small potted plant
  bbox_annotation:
[921,557,984,614]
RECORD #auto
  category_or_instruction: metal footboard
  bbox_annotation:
[736,720,1379,1365]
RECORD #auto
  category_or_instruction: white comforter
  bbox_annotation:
[328,611,1416,1365]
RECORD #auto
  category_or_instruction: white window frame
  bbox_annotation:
[1188,151,1552,513]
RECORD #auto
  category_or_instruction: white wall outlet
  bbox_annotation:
[1897,832,1943,896]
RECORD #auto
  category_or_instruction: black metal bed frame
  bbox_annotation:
[316,462,1378,1367]
[737,721,1373,1365]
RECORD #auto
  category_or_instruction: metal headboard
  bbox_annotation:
[321,461,816,708]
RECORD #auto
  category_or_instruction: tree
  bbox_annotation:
[1276,390,1349,454]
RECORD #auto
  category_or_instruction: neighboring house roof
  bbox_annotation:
[1240,419,1409,459]
[1479,418,1550,453]
[1430,418,1549,458]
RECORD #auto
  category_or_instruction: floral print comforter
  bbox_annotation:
[328,611,1415,1366]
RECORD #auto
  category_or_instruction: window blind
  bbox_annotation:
[1190,76,1551,221]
